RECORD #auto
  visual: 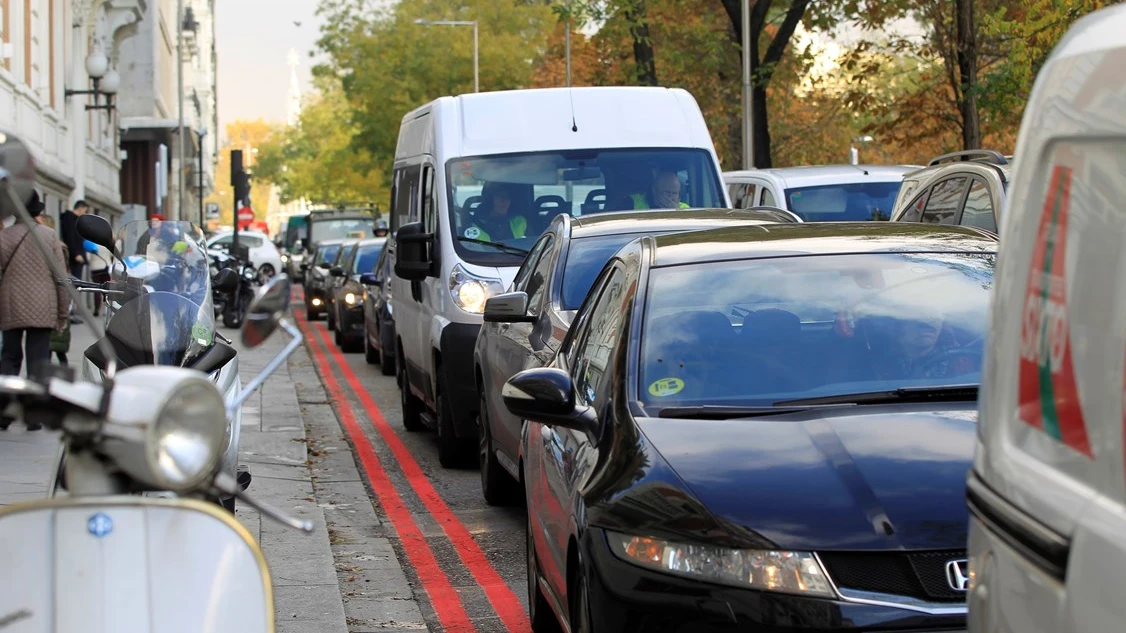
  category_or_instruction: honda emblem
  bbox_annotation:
[945,559,969,591]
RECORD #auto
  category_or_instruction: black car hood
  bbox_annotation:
[636,406,977,551]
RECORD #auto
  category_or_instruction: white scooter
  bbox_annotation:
[68,219,248,510]
[0,129,311,632]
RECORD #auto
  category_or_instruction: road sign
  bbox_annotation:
[205,202,220,219]
[237,207,255,223]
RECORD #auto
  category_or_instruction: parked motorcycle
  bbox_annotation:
[69,217,248,511]
[0,129,312,632]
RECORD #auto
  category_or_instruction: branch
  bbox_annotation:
[761,0,809,74]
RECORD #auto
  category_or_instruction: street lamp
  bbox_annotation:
[197,127,207,228]
[64,50,119,112]
[414,19,479,93]
[850,135,875,165]
[741,0,753,170]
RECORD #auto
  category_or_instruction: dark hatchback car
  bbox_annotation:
[361,240,396,375]
[501,223,998,633]
[303,238,347,320]
[473,208,787,506]
[330,237,387,352]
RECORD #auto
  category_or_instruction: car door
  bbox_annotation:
[957,177,999,234]
[366,246,390,334]
[495,234,560,461]
[919,175,970,225]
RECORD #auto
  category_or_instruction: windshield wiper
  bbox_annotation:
[656,405,849,419]
[774,384,980,407]
[457,236,529,256]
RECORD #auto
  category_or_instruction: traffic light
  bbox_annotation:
[233,171,251,206]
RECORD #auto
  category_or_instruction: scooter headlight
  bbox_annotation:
[146,379,226,489]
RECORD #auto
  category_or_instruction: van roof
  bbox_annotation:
[397,86,719,160]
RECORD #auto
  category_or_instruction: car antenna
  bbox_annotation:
[568,87,578,132]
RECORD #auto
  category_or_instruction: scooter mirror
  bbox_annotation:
[0,131,37,221]
[77,214,116,253]
[241,275,292,348]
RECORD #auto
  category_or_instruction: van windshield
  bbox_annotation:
[446,148,724,267]
[310,217,375,245]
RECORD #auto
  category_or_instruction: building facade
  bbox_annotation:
[0,0,146,227]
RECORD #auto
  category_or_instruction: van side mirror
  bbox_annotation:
[394,222,435,281]
[484,292,535,323]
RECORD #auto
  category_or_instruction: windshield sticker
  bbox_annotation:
[1018,165,1093,457]
[464,226,482,239]
[649,378,685,397]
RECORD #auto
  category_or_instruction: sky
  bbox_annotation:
[214,0,325,138]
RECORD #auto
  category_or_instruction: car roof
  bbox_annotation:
[316,239,347,249]
[566,208,780,239]
[355,237,388,247]
[725,164,915,186]
[648,222,999,268]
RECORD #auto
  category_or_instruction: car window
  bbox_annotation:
[920,176,969,224]
[353,243,384,274]
[638,252,995,410]
[899,188,930,222]
[373,247,389,282]
[960,179,997,232]
[211,235,232,247]
[572,266,627,407]
[512,234,552,292]
[525,238,556,317]
[729,183,756,209]
[315,244,341,265]
[761,187,776,207]
[784,182,901,221]
[242,235,264,248]
[561,233,648,310]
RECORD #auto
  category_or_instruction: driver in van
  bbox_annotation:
[465,182,528,241]
[630,170,690,210]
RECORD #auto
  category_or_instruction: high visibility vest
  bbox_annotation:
[465,215,528,241]
[631,194,689,210]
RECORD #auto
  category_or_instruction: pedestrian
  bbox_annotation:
[36,215,72,365]
[59,200,88,323]
[0,191,69,431]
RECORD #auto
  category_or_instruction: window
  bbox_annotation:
[512,234,552,292]
[446,147,725,267]
[921,177,969,225]
[525,239,556,316]
[900,190,930,222]
[353,243,385,274]
[373,247,390,283]
[572,267,626,407]
[421,165,436,233]
[309,219,376,244]
[561,233,649,310]
[392,165,421,231]
[784,182,902,221]
[315,244,342,265]
[761,187,776,207]
[729,183,756,209]
[961,179,997,232]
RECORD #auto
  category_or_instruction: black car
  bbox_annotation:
[502,222,997,633]
[330,237,387,352]
[361,240,396,375]
[302,238,347,320]
[474,208,784,505]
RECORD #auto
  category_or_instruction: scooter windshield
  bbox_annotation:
[105,220,216,367]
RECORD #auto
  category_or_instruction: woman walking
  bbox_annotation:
[0,191,69,430]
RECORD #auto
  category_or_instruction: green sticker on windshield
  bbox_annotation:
[648,378,684,397]
[192,321,213,346]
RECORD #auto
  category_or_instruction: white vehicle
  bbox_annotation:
[724,165,915,221]
[390,86,729,467]
[967,5,1126,632]
[207,229,283,278]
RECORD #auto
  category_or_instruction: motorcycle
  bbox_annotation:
[209,244,258,329]
[0,129,311,632]
[69,218,248,511]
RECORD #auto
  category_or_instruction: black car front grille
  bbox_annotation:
[818,550,966,603]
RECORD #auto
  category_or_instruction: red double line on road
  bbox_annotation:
[298,312,476,633]
[296,314,531,633]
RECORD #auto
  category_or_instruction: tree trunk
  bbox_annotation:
[624,0,658,85]
[955,0,981,150]
[753,84,772,168]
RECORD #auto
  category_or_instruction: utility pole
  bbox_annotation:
[741,0,754,170]
[176,0,185,220]
[198,128,206,229]
[231,149,243,261]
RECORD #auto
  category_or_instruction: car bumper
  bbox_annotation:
[439,322,480,438]
[582,528,966,632]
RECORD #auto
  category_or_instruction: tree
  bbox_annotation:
[204,120,275,226]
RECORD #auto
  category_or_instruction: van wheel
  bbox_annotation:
[436,365,471,468]
[398,356,425,432]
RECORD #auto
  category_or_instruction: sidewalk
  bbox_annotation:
[0,317,354,633]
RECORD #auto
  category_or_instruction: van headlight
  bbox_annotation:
[147,380,226,489]
[449,263,504,314]
[606,531,834,597]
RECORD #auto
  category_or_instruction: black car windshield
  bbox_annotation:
[784,182,902,221]
[638,252,994,410]
[562,234,652,310]
[447,148,724,267]
[310,218,374,244]
[315,244,342,265]
[353,242,385,274]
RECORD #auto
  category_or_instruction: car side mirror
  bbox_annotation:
[484,292,535,323]
[317,261,331,270]
[213,267,239,293]
[359,272,381,287]
[76,214,116,254]
[329,266,345,277]
[394,222,434,281]
[502,368,597,435]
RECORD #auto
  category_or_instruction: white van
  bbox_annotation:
[390,86,728,467]
[967,5,1126,632]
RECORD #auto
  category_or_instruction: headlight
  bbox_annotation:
[345,292,358,305]
[146,380,226,489]
[281,254,289,264]
[449,263,504,314]
[606,531,834,597]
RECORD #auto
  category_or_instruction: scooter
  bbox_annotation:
[69,219,248,511]
[0,129,311,632]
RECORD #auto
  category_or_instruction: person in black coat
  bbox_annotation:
[59,200,88,280]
